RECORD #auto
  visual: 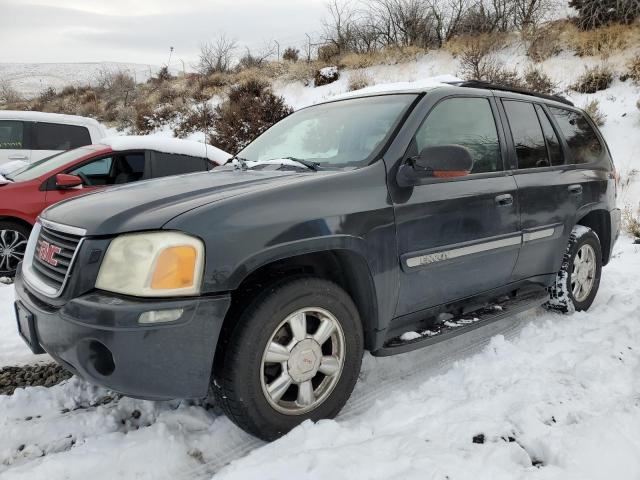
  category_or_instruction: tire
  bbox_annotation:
[211,276,364,441]
[547,225,602,313]
[0,221,31,278]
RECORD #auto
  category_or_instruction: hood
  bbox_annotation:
[42,168,311,236]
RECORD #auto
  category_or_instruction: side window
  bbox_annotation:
[152,152,207,178]
[503,100,549,169]
[414,97,501,174]
[70,157,113,185]
[113,153,146,183]
[34,123,91,150]
[0,121,25,149]
[549,107,603,164]
[535,105,563,166]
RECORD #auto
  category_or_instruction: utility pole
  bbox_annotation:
[274,40,280,61]
[168,46,174,66]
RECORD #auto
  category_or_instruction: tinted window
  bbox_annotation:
[549,107,603,164]
[503,100,549,169]
[535,105,563,166]
[0,121,24,149]
[113,153,145,183]
[35,123,91,150]
[414,97,501,174]
[152,152,207,178]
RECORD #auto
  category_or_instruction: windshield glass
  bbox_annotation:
[238,94,417,168]
[10,146,101,182]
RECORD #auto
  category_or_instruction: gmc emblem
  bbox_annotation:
[37,241,62,267]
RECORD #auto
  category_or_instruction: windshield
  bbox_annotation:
[9,146,101,182]
[238,94,417,168]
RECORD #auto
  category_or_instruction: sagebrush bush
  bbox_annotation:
[571,65,614,93]
[210,79,292,153]
[569,0,640,30]
[582,99,606,126]
[626,55,640,85]
[524,68,558,94]
[622,205,640,238]
[173,102,215,139]
[282,47,300,62]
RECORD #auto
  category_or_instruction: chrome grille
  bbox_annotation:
[31,225,82,292]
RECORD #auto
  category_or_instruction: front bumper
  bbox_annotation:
[14,265,231,400]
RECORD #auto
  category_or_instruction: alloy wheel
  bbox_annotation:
[0,229,28,275]
[260,307,345,415]
[571,243,596,303]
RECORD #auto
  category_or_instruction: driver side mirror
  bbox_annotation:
[397,145,474,187]
[55,173,83,189]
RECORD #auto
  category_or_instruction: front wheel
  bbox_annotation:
[0,221,30,278]
[211,277,364,441]
[547,225,602,313]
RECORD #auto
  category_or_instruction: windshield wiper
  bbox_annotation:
[273,157,320,171]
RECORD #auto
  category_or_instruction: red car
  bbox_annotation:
[0,136,230,276]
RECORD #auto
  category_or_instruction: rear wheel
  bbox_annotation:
[0,221,30,278]
[211,277,363,441]
[547,226,602,313]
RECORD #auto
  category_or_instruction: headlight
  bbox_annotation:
[96,231,204,297]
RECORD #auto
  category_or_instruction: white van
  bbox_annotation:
[0,111,107,170]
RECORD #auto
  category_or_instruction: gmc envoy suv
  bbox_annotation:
[14,81,621,440]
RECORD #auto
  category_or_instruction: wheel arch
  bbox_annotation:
[224,247,380,352]
[0,215,33,232]
[575,208,611,265]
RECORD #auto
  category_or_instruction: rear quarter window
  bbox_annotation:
[152,152,208,178]
[548,107,604,165]
[34,123,92,150]
[0,121,24,149]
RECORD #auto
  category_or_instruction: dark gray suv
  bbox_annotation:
[14,81,621,440]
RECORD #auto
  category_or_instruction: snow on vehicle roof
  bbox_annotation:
[99,136,231,165]
[331,74,463,100]
[0,110,104,127]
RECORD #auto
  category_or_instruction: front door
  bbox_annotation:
[393,95,520,317]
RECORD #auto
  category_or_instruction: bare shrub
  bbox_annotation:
[526,22,563,61]
[569,0,640,29]
[571,65,614,93]
[282,47,300,62]
[174,102,215,139]
[457,33,522,86]
[237,45,275,70]
[512,0,558,31]
[0,80,22,104]
[38,86,57,104]
[348,71,370,91]
[197,35,237,74]
[582,99,606,126]
[524,67,558,93]
[211,79,293,153]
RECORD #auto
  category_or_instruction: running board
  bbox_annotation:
[373,290,549,357]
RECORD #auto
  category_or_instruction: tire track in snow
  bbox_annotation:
[182,309,540,478]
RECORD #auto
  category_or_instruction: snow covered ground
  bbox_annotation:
[1,44,640,479]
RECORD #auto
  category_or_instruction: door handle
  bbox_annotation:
[494,193,513,207]
[8,154,28,160]
[568,184,583,195]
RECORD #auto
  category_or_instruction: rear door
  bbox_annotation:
[392,95,521,317]
[32,122,92,162]
[500,99,588,281]
[149,151,209,178]
[0,120,31,166]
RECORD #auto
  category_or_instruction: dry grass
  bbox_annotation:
[564,22,638,58]
[625,55,640,84]
[582,99,606,126]
[526,21,564,62]
[571,65,614,93]
[524,67,558,94]
[348,71,371,91]
[444,32,509,57]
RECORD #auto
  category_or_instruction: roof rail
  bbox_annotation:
[447,80,574,107]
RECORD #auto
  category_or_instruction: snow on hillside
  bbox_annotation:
[1,43,640,479]
[0,62,169,99]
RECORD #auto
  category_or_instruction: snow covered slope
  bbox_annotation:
[0,62,163,99]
